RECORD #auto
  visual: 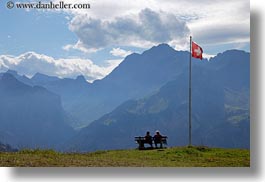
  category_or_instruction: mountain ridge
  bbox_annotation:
[0,73,75,149]
[0,44,250,131]
[64,47,250,152]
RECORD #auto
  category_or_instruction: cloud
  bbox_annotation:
[191,21,249,45]
[186,0,249,47]
[62,40,100,54]
[0,52,122,82]
[59,0,249,54]
[67,8,190,52]
[110,48,132,58]
[203,53,215,60]
[17,0,249,55]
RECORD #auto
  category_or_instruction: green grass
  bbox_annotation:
[0,146,250,167]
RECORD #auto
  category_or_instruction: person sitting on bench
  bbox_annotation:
[144,131,153,148]
[153,130,163,148]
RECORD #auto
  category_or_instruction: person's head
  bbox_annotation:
[146,131,150,135]
[156,130,160,135]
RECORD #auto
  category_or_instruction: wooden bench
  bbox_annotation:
[134,136,168,149]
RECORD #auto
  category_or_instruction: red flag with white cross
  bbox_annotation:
[192,41,203,60]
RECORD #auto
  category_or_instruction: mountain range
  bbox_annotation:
[0,44,250,151]
[64,49,249,152]
[4,44,202,129]
[0,73,74,149]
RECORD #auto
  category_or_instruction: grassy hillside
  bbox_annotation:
[0,146,249,167]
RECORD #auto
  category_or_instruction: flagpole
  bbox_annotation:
[189,36,192,146]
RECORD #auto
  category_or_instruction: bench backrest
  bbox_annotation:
[134,136,168,144]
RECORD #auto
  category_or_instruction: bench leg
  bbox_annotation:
[139,141,144,149]
[155,142,163,149]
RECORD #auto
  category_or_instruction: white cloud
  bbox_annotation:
[58,0,249,54]
[203,53,216,60]
[0,52,122,82]
[110,48,132,58]
[18,0,249,55]
[102,59,123,73]
[67,8,190,52]
[62,40,100,54]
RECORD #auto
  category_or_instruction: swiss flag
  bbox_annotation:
[192,41,203,60]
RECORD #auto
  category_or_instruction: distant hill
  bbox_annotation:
[31,72,61,84]
[0,44,250,152]
[1,70,32,86]
[2,46,250,132]
[0,73,75,149]
[76,44,192,127]
[65,49,250,152]
[5,44,204,129]
[1,70,91,128]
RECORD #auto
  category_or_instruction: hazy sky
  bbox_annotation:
[0,0,250,81]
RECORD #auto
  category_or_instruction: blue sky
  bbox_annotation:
[0,8,76,57]
[0,0,250,81]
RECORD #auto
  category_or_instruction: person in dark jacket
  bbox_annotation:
[144,131,153,148]
[153,130,163,148]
